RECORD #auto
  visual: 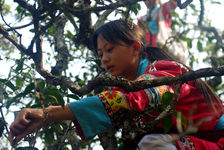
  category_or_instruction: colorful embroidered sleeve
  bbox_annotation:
[97,73,170,126]
[68,96,112,141]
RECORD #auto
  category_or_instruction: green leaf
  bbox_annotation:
[31,63,35,69]
[180,37,192,48]
[0,78,17,91]
[16,76,23,88]
[172,111,187,128]
[15,59,24,72]
[197,40,203,52]
[23,83,35,95]
[43,127,54,145]
[65,30,74,39]
[67,94,79,100]
[211,1,221,5]
[35,79,46,90]
[129,3,141,15]
[189,4,196,11]
[162,115,172,133]
[44,88,64,107]
[29,29,35,33]
[78,80,85,86]
[162,92,174,107]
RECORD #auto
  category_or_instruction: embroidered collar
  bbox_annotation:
[136,59,149,78]
[148,60,157,72]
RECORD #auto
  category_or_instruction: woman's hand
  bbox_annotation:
[9,105,75,145]
[9,108,44,145]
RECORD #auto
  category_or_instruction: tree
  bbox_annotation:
[0,0,223,149]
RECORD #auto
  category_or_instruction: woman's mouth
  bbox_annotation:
[107,65,114,72]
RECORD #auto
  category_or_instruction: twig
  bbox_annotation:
[198,0,223,49]
[68,0,142,14]
[175,0,193,9]
[6,22,33,31]
[0,0,22,44]
[0,105,9,136]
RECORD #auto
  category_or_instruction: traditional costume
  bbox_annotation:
[68,59,224,150]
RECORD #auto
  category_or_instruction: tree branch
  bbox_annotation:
[0,25,30,55]
[37,64,224,97]
[68,0,142,14]
[72,65,224,96]
[93,9,114,30]
[51,15,70,76]
[14,0,37,14]
[198,0,223,50]
[207,56,222,88]
[175,0,193,9]
[6,22,33,31]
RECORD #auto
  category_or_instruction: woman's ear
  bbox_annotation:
[132,41,142,56]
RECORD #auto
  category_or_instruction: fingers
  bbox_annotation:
[10,122,27,135]
[9,108,33,145]
[9,121,39,145]
[9,108,44,146]
[17,121,40,139]
[10,112,32,135]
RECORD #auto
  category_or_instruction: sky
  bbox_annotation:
[0,0,224,149]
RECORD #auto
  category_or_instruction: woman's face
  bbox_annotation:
[97,35,140,80]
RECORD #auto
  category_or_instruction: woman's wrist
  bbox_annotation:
[43,105,75,125]
[41,107,50,125]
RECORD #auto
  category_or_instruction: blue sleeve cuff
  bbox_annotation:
[68,96,112,140]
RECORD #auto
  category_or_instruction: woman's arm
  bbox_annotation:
[9,104,75,145]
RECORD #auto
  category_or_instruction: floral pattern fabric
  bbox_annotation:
[98,91,130,114]
[97,72,169,130]
[176,136,196,150]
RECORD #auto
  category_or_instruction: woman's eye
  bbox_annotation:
[107,47,113,52]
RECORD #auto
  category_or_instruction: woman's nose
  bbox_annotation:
[101,54,110,64]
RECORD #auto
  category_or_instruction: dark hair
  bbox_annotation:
[92,19,223,112]
[92,19,145,54]
[92,19,177,61]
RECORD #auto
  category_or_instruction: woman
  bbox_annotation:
[138,0,187,63]
[9,19,224,150]
[138,0,177,47]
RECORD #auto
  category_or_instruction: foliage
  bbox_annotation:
[0,0,223,149]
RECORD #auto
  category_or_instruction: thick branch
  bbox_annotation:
[72,3,92,49]
[41,65,224,97]
[207,56,222,88]
[30,12,44,70]
[51,15,70,76]
[73,65,224,96]
[93,9,114,30]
